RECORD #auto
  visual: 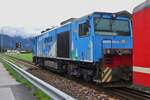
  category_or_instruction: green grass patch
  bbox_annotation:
[0,54,17,63]
[0,54,23,68]
[7,53,32,62]
[34,89,51,100]
[0,60,51,100]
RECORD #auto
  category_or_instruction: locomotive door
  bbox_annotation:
[57,31,70,58]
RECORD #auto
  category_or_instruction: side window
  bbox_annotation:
[79,22,89,36]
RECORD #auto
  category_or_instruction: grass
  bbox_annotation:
[34,89,51,100]
[0,59,51,100]
[7,53,33,62]
[0,54,17,63]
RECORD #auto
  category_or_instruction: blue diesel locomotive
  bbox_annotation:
[32,11,132,85]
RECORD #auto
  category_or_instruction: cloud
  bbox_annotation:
[0,26,41,38]
[0,0,145,37]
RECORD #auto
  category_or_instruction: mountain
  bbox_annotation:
[0,34,33,51]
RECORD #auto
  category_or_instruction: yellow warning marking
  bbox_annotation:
[102,66,110,74]
[103,67,109,73]
[102,69,112,82]
[102,68,109,78]
[106,75,112,82]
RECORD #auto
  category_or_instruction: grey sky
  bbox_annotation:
[0,0,145,37]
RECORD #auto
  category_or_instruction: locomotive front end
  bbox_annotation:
[92,12,133,86]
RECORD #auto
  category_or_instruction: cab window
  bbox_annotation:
[94,17,130,36]
[79,22,89,36]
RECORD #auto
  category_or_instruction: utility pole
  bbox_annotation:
[0,29,3,53]
[0,32,2,52]
[2,31,3,52]
[0,34,1,53]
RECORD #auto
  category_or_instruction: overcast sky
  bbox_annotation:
[0,0,145,37]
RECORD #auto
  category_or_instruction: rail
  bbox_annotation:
[106,87,150,100]
[1,57,76,100]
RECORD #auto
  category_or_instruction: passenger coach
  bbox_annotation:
[132,0,150,89]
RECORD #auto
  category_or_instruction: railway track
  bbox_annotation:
[1,54,116,100]
[2,54,150,100]
[121,87,150,100]
[105,87,150,100]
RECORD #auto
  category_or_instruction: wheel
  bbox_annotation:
[83,74,93,82]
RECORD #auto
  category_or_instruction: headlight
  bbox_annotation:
[106,49,111,54]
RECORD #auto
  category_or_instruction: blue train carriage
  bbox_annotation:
[32,11,132,85]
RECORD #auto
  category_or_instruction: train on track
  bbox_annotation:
[32,11,133,86]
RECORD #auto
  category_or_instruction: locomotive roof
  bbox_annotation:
[36,11,131,38]
[93,11,131,19]
[133,0,150,13]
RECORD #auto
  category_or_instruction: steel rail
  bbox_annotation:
[1,57,76,100]
[106,87,150,100]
